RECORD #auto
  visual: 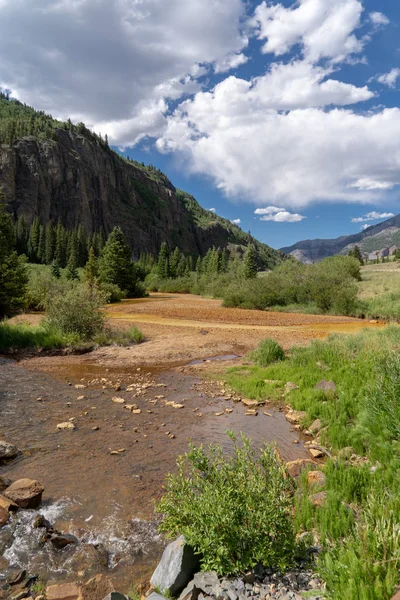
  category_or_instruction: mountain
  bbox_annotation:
[0,93,282,268]
[280,214,400,262]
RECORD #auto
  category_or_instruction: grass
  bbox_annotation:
[224,327,400,600]
[357,263,400,320]
[0,320,144,352]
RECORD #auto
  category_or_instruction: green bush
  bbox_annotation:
[99,282,126,303]
[0,320,74,351]
[157,433,295,576]
[249,338,285,366]
[26,267,73,310]
[93,325,144,346]
[45,284,105,339]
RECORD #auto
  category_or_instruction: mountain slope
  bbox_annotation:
[0,93,282,267]
[281,214,400,262]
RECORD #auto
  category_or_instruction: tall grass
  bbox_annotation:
[224,327,400,600]
[0,321,75,351]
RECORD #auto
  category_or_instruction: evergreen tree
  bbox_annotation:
[243,244,258,279]
[77,224,88,267]
[169,247,182,278]
[85,246,99,285]
[0,190,28,317]
[37,224,46,263]
[220,248,228,273]
[45,222,55,264]
[157,242,169,279]
[55,221,67,268]
[51,260,61,278]
[98,226,138,295]
[15,216,28,255]
[349,245,364,265]
[195,256,202,276]
[177,255,187,277]
[27,216,40,262]
[66,233,79,280]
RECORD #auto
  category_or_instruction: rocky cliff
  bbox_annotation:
[0,95,281,267]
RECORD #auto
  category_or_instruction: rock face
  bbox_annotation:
[150,536,201,597]
[4,478,44,509]
[0,440,20,462]
[0,124,281,266]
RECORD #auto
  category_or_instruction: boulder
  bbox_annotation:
[178,571,220,600]
[285,382,299,394]
[307,471,326,488]
[309,492,327,507]
[0,506,8,527]
[102,594,128,600]
[0,440,20,461]
[4,478,44,509]
[79,574,115,600]
[150,536,201,597]
[314,380,336,393]
[0,475,11,491]
[147,594,169,600]
[0,494,19,512]
[285,410,306,425]
[285,459,315,479]
[308,448,325,459]
[308,419,322,435]
[46,583,81,600]
[50,533,79,550]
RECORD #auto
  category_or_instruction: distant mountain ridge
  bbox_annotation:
[0,93,282,268]
[281,213,400,262]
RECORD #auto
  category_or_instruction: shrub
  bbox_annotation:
[93,325,144,346]
[0,320,73,351]
[99,282,126,303]
[249,338,285,366]
[157,433,295,576]
[26,268,73,310]
[45,284,105,339]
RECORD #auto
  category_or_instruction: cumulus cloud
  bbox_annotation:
[214,52,249,74]
[0,0,247,145]
[230,218,242,224]
[208,208,216,213]
[376,69,400,89]
[370,12,390,26]
[255,207,305,222]
[360,224,370,230]
[351,211,395,223]
[251,0,364,63]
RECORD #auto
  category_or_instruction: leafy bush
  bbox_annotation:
[157,433,295,576]
[45,284,105,339]
[250,338,285,366]
[26,267,72,310]
[93,325,144,346]
[99,282,126,303]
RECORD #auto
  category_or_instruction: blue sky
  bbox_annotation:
[1,0,400,248]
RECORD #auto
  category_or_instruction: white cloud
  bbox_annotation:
[376,69,400,89]
[251,0,364,63]
[350,178,395,191]
[230,218,241,224]
[0,0,247,145]
[214,52,249,74]
[351,211,395,223]
[255,207,305,222]
[360,224,370,230]
[208,208,216,213]
[370,12,390,27]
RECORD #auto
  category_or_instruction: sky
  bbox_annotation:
[1,0,400,249]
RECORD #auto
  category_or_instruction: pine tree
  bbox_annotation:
[157,242,169,279]
[177,255,187,277]
[45,222,55,264]
[220,248,228,273]
[15,216,28,255]
[51,260,61,278]
[27,216,40,262]
[98,226,138,295]
[0,190,28,317]
[37,224,46,264]
[243,244,258,279]
[55,222,67,268]
[169,247,181,278]
[195,256,202,276]
[66,232,79,280]
[77,224,88,267]
[85,246,99,285]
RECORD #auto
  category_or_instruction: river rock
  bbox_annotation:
[179,571,220,600]
[308,448,325,459]
[0,475,11,491]
[150,535,201,596]
[50,533,79,550]
[0,493,19,512]
[286,459,316,478]
[308,419,322,435]
[0,440,20,461]
[4,478,44,509]
[314,380,336,393]
[46,582,81,600]
[0,506,8,527]
[68,543,109,574]
[80,574,115,600]
[307,471,326,488]
[285,410,306,425]
[57,422,75,431]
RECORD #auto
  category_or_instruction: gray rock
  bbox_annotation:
[102,593,129,600]
[178,571,220,600]
[151,536,201,597]
[0,440,19,462]
[314,380,336,393]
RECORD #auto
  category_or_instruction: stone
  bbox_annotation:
[285,410,306,425]
[242,399,259,407]
[80,574,114,600]
[57,422,75,431]
[285,382,299,394]
[0,506,8,527]
[0,475,11,491]
[112,397,125,404]
[148,594,169,600]
[4,479,44,509]
[307,471,326,488]
[0,440,20,461]
[314,380,336,393]
[68,543,109,574]
[10,592,29,600]
[338,446,354,460]
[50,533,79,550]
[178,571,220,600]
[309,492,327,507]
[0,493,18,511]
[46,582,81,600]
[150,535,201,597]
[286,459,316,478]
[7,569,26,585]
[102,594,129,600]
[308,419,322,435]
[308,448,325,459]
